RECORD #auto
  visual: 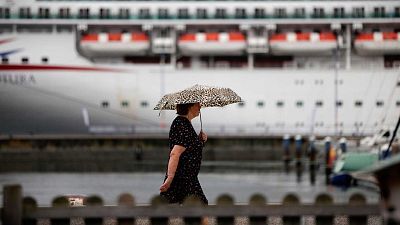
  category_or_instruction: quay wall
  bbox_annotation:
[0,137,318,172]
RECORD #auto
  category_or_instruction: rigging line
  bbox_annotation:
[7,83,159,126]
[356,67,374,126]
[377,72,400,129]
[386,114,400,153]
[360,68,388,134]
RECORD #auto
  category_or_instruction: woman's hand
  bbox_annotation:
[160,176,173,192]
[199,130,207,142]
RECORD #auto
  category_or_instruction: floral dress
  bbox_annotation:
[160,116,208,205]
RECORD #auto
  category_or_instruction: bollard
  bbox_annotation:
[216,194,235,225]
[2,184,22,225]
[117,193,136,225]
[348,193,368,225]
[314,193,334,225]
[50,196,70,225]
[183,195,204,225]
[295,135,303,182]
[84,195,104,225]
[282,193,301,225]
[283,135,291,173]
[150,195,169,225]
[249,194,267,225]
[22,197,37,225]
[324,137,332,185]
[308,136,317,185]
[339,137,347,153]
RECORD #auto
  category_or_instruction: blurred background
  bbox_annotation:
[0,0,399,208]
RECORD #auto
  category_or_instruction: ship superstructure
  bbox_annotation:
[0,0,399,138]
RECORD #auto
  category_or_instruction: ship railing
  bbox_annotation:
[4,11,400,20]
[1,184,381,225]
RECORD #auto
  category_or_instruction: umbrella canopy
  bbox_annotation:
[154,84,242,110]
[154,84,242,131]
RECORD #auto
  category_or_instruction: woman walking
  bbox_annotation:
[159,102,208,205]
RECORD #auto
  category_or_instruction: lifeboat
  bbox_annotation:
[80,32,150,56]
[269,32,337,55]
[354,32,400,55]
[178,32,246,55]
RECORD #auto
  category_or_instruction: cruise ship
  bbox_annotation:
[0,0,399,138]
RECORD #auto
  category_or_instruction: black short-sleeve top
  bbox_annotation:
[168,116,204,178]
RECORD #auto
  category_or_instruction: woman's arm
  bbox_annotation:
[159,145,186,192]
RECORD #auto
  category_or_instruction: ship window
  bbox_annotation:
[121,101,129,107]
[396,101,400,107]
[352,7,364,18]
[41,57,48,63]
[140,101,148,107]
[158,8,169,19]
[333,7,345,18]
[0,8,10,19]
[118,8,130,19]
[397,81,400,86]
[376,101,384,107]
[196,8,207,19]
[38,7,50,19]
[336,100,343,107]
[139,8,151,19]
[254,8,265,18]
[78,8,90,19]
[315,122,324,127]
[294,8,305,18]
[315,101,323,107]
[99,8,110,19]
[373,7,385,18]
[274,8,286,18]
[257,101,265,107]
[58,8,70,19]
[235,8,246,19]
[355,100,363,107]
[395,7,400,17]
[276,101,284,107]
[19,7,32,19]
[315,79,324,85]
[312,8,325,18]
[21,57,29,64]
[215,8,227,19]
[296,101,304,107]
[2,57,8,64]
[178,8,189,19]
[238,102,245,107]
[101,101,109,108]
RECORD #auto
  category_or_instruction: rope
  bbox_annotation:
[386,114,400,153]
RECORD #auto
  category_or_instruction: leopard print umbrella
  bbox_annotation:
[154,84,242,110]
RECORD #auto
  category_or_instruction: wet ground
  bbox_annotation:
[0,171,379,206]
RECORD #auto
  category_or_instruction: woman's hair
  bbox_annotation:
[176,103,195,115]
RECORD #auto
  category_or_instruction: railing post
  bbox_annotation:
[249,194,267,225]
[314,193,334,225]
[216,194,234,225]
[348,193,368,225]
[2,184,22,225]
[150,195,169,225]
[22,197,37,225]
[50,196,70,225]
[117,193,135,225]
[84,195,104,225]
[282,193,301,225]
[183,195,204,225]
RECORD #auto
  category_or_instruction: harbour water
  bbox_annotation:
[0,171,379,207]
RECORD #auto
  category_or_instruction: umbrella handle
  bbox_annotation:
[200,110,202,132]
